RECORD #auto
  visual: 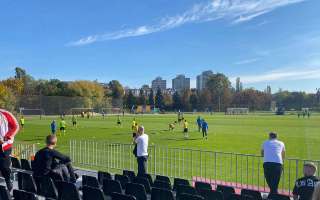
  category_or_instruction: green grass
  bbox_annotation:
[14,113,320,192]
[16,113,320,160]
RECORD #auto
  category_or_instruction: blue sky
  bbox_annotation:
[0,0,320,92]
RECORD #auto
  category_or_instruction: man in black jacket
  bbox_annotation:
[33,134,77,183]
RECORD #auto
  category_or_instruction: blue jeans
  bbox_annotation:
[137,156,148,176]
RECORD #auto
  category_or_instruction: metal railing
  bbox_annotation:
[68,140,320,196]
[12,142,37,160]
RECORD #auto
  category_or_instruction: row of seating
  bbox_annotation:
[7,157,292,200]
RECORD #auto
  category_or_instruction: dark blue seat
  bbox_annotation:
[111,192,136,200]
[198,189,223,200]
[20,158,32,171]
[151,187,174,200]
[34,176,58,199]
[98,171,112,185]
[241,189,263,200]
[173,178,190,191]
[55,181,81,200]
[17,172,37,193]
[13,189,38,200]
[103,179,122,195]
[125,183,147,200]
[115,174,130,189]
[133,177,151,193]
[0,185,12,200]
[195,181,212,191]
[216,185,235,199]
[153,180,172,190]
[83,186,106,200]
[82,175,100,188]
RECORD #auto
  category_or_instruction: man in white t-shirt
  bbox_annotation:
[261,132,286,196]
[134,126,149,176]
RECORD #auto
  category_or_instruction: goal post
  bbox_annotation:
[70,108,94,116]
[101,107,123,115]
[226,107,249,115]
[19,108,45,119]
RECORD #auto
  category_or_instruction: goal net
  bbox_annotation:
[19,108,45,118]
[226,108,249,115]
[70,108,94,117]
[101,107,123,115]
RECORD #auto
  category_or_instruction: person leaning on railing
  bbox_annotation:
[261,132,286,196]
[293,162,319,200]
[0,109,20,192]
[133,125,149,176]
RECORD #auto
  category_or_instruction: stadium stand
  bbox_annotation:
[0,157,295,200]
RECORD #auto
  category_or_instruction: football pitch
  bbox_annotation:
[16,113,320,160]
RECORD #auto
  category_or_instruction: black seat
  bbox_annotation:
[155,175,170,184]
[151,187,174,200]
[226,193,242,200]
[83,186,106,200]
[173,178,190,191]
[98,171,112,185]
[34,176,58,199]
[17,172,37,193]
[123,170,136,182]
[125,183,147,200]
[195,182,212,191]
[216,185,235,199]
[179,193,205,200]
[153,180,172,190]
[13,189,39,200]
[55,181,81,200]
[176,185,198,199]
[133,177,151,193]
[20,159,32,171]
[10,157,21,168]
[0,185,12,200]
[138,173,153,186]
[103,179,122,195]
[241,189,262,200]
[268,194,291,200]
[115,174,130,189]
[82,175,100,188]
[111,192,137,200]
[198,189,223,200]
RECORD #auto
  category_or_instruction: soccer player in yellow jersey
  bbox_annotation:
[20,116,25,131]
[183,120,189,138]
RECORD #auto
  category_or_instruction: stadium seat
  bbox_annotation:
[176,185,198,199]
[115,174,130,189]
[198,189,223,200]
[34,176,58,199]
[226,193,242,200]
[111,192,137,200]
[0,185,12,200]
[123,170,136,182]
[82,186,106,200]
[20,159,32,171]
[125,183,147,200]
[178,193,205,200]
[173,178,190,190]
[216,185,235,199]
[153,180,172,190]
[241,189,263,200]
[133,177,151,193]
[138,173,153,186]
[10,157,21,169]
[82,175,100,188]
[151,187,174,200]
[17,172,37,193]
[195,181,212,191]
[267,194,291,200]
[55,181,81,200]
[103,179,123,195]
[13,189,39,200]
[155,175,171,184]
[98,171,112,185]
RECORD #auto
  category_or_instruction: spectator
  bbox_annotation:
[261,132,285,195]
[33,134,77,183]
[134,126,149,176]
[312,183,320,200]
[293,162,319,200]
[0,109,19,191]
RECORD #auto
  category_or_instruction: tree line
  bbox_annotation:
[1,67,319,112]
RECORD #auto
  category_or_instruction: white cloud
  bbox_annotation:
[68,0,305,46]
[234,58,260,65]
[232,65,320,84]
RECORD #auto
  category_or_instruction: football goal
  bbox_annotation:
[226,108,249,115]
[70,108,94,117]
[101,107,123,115]
[19,108,45,119]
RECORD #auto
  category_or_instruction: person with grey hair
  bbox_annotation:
[261,132,286,196]
[134,125,149,176]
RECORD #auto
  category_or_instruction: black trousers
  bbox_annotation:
[263,162,283,194]
[137,156,148,176]
[51,163,77,183]
[202,129,207,137]
[0,149,12,191]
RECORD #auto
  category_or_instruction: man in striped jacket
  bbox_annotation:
[0,109,19,191]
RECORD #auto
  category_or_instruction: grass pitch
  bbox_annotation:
[16,113,320,160]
